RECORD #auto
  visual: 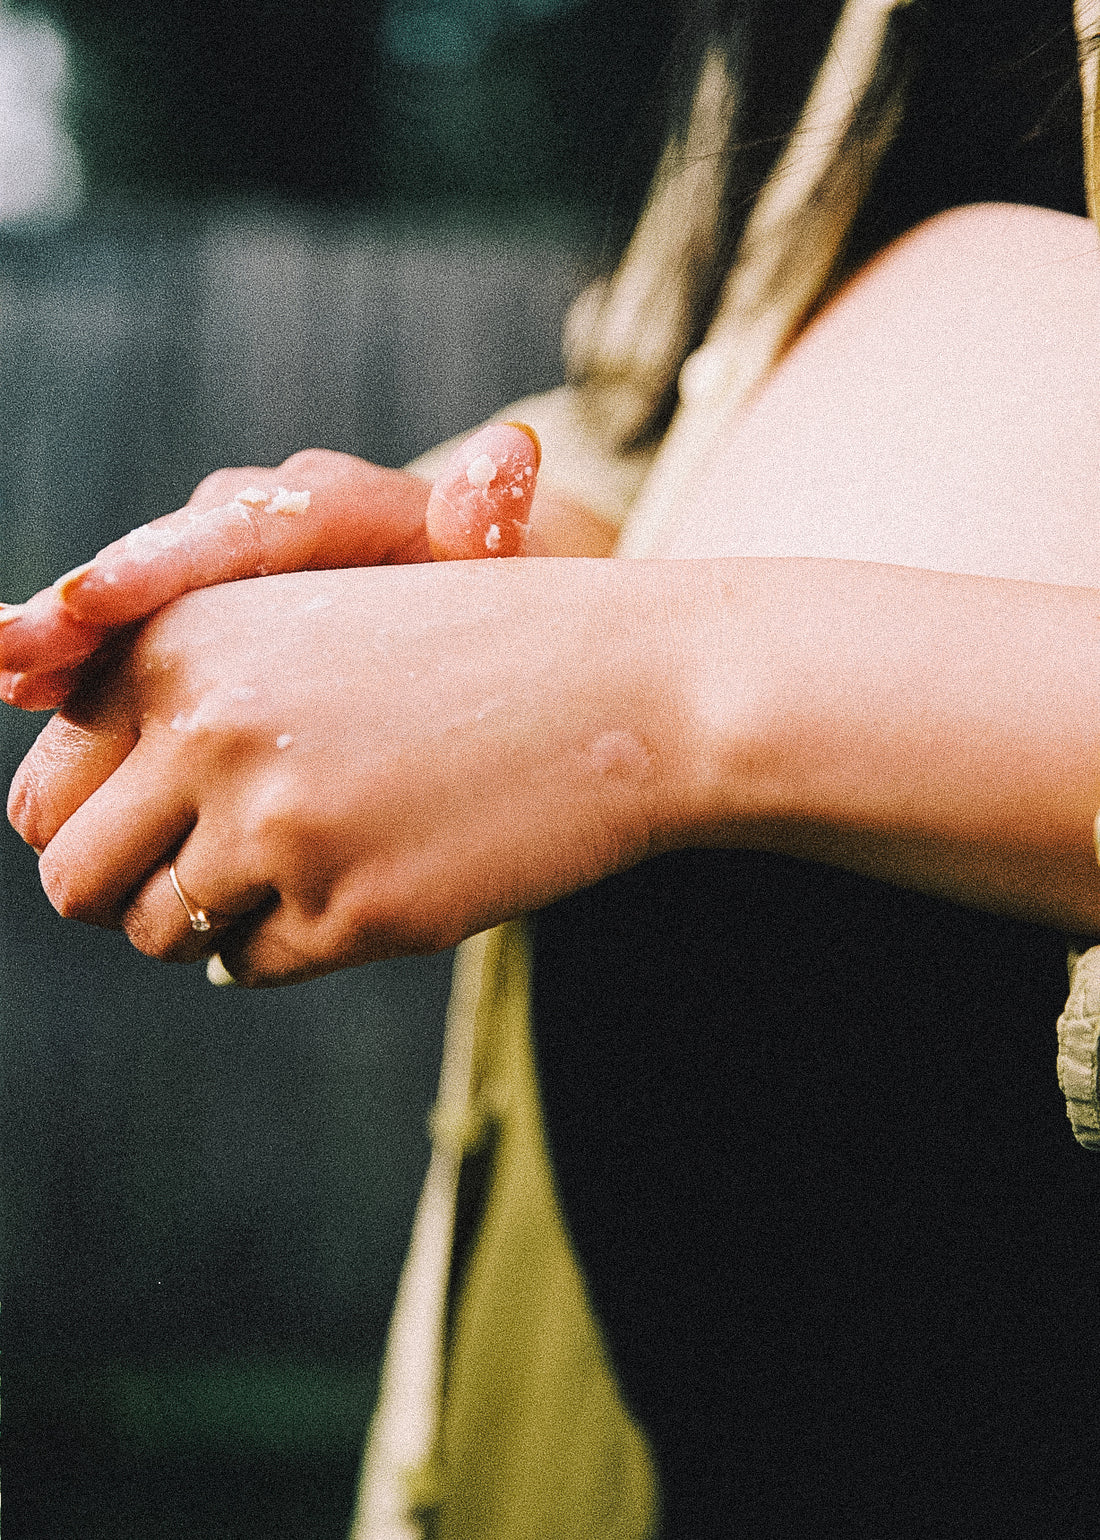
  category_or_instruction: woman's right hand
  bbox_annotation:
[7,556,686,985]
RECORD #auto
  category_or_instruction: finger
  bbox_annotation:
[0,589,108,674]
[207,953,237,986]
[34,739,196,927]
[1,665,83,712]
[425,422,541,560]
[7,704,139,852]
[52,453,433,627]
[213,910,361,989]
[119,845,276,964]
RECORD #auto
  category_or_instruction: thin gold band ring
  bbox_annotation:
[169,862,212,933]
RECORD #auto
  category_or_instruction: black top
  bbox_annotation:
[531,850,1100,1539]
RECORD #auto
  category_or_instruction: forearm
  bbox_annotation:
[668,557,1100,933]
[13,551,1100,983]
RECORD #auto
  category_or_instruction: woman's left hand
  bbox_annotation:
[0,423,553,712]
[6,560,686,985]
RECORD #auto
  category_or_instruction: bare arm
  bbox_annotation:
[9,202,1100,983]
[680,557,1100,934]
[7,551,1100,989]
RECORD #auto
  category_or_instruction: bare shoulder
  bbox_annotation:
[842,203,1100,349]
[663,203,1100,584]
[862,200,1098,286]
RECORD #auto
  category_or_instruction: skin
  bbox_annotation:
[425,420,544,559]
[0,424,589,709]
[9,203,1100,985]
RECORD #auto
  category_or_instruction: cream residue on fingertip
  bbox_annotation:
[466,454,497,489]
[485,524,501,551]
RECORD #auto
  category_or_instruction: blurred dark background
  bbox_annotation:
[0,4,680,1537]
[0,0,1090,1536]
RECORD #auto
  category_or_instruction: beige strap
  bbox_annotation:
[561,45,733,452]
[1058,945,1100,1152]
[347,929,494,1540]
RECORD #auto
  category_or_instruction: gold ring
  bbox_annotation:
[169,861,211,933]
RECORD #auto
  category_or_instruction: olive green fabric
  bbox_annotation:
[1058,944,1100,1151]
[349,923,658,1539]
[434,922,658,1539]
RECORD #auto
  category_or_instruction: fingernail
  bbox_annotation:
[0,671,25,704]
[207,954,237,987]
[502,421,542,470]
[54,559,97,604]
[0,604,24,626]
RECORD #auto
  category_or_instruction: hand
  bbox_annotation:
[7,560,684,986]
[0,423,544,711]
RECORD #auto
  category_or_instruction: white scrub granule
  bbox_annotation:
[266,487,311,515]
[485,524,501,552]
[466,454,497,489]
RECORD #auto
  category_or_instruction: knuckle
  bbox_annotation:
[37,848,92,922]
[7,762,53,851]
[278,447,345,481]
[190,466,261,505]
[247,782,312,850]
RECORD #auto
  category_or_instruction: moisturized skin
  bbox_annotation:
[7,560,683,983]
[10,205,1100,986]
[0,452,433,709]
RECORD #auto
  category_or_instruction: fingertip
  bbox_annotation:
[426,421,541,561]
[54,558,98,607]
[1,670,72,711]
[502,420,542,470]
[206,953,238,987]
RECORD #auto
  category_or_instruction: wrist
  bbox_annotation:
[614,558,783,862]
[659,557,840,856]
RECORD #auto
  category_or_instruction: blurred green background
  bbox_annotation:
[0,2,679,1536]
[7,0,677,222]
